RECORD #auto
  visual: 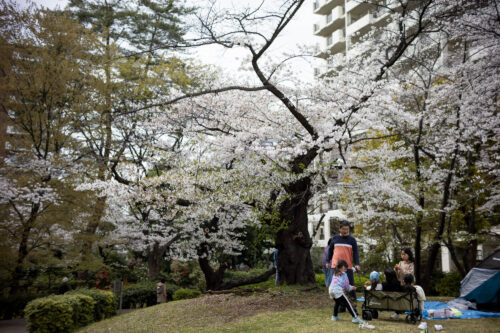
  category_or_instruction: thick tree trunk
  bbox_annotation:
[198,253,227,291]
[147,242,167,281]
[275,177,315,285]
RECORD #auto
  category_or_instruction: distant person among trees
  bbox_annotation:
[326,220,360,300]
[395,248,415,285]
[58,277,70,295]
[156,278,167,304]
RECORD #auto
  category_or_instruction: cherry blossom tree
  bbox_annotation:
[338,0,500,287]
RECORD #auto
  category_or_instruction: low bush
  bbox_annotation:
[25,295,74,333]
[122,282,155,308]
[315,273,325,287]
[172,288,201,301]
[121,282,180,308]
[434,272,462,297]
[64,294,95,328]
[68,288,116,320]
[223,268,268,281]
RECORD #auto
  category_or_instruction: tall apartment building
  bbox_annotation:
[308,0,495,270]
[312,0,392,75]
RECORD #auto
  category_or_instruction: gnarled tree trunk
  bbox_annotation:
[275,177,315,285]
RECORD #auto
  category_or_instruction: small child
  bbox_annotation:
[329,259,364,324]
[364,271,383,291]
[403,273,426,315]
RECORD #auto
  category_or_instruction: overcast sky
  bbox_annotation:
[24,0,322,81]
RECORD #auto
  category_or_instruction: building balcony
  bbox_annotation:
[313,0,344,15]
[346,12,373,36]
[315,30,346,59]
[314,6,345,37]
[346,0,370,13]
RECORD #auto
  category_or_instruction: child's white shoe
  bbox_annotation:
[359,322,375,330]
[391,313,400,319]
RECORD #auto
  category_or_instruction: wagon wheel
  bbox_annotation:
[362,310,373,321]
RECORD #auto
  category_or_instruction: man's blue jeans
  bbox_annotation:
[323,266,333,287]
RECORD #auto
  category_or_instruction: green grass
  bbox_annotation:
[77,284,500,333]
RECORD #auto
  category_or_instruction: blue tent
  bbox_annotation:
[459,248,500,306]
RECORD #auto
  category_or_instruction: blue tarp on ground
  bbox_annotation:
[422,301,500,320]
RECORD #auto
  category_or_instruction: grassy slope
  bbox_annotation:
[78,286,500,333]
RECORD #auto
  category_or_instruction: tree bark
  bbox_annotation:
[216,268,275,290]
[147,242,167,281]
[198,251,227,291]
[275,177,315,285]
[422,153,458,290]
[9,203,40,295]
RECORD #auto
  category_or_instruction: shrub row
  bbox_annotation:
[121,282,180,308]
[24,289,116,333]
[173,288,201,301]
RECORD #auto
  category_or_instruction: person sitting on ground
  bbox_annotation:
[403,273,426,315]
[328,259,365,324]
[364,271,383,291]
[382,267,404,292]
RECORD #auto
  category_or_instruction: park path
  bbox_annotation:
[0,309,136,333]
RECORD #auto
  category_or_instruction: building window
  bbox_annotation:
[327,35,333,45]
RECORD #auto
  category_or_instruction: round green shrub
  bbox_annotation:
[122,282,156,308]
[25,296,73,333]
[68,289,117,320]
[172,288,201,301]
[64,294,95,328]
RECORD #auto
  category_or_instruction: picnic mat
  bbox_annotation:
[422,301,500,320]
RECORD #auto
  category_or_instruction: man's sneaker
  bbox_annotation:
[359,322,376,330]
[352,317,364,324]
[391,313,400,319]
[331,316,341,321]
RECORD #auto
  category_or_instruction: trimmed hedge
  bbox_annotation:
[25,289,117,333]
[173,288,201,301]
[25,295,74,333]
[64,295,95,328]
[122,282,180,308]
[67,288,117,320]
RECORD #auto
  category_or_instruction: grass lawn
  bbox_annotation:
[78,287,500,333]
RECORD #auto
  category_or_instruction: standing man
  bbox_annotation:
[326,220,360,300]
